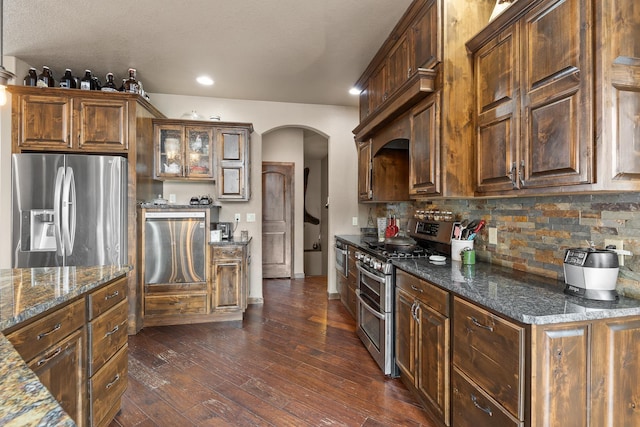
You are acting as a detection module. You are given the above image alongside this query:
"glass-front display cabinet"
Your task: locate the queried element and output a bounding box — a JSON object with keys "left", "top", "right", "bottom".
{"left": 154, "top": 122, "right": 214, "bottom": 180}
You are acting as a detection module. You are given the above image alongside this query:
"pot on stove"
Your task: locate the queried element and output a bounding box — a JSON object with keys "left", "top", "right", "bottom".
{"left": 384, "top": 234, "right": 418, "bottom": 253}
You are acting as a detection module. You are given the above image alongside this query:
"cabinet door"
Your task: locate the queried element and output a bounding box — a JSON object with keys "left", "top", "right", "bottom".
{"left": 15, "top": 94, "right": 73, "bottom": 150}
{"left": 409, "top": 92, "right": 440, "bottom": 196}
{"left": 77, "top": 97, "right": 128, "bottom": 152}
{"left": 217, "top": 128, "right": 250, "bottom": 200}
{"left": 359, "top": 82, "right": 370, "bottom": 121}
{"left": 395, "top": 287, "right": 417, "bottom": 383}
{"left": 410, "top": 0, "right": 439, "bottom": 72}
{"left": 520, "top": 0, "right": 593, "bottom": 188}
{"left": 590, "top": 317, "right": 640, "bottom": 427}
{"left": 417, "top": 301, "right": 450, "bottom": 425}
{"left": 357, "top": 141, "right": 372, "bottom": 201}
{"left": 28, "top": 329, "right": 85, "bottom": 427}
{"left": 212, "top": 259, "right": 242, "bottom": 310}
{"left": 185, "top": 127, "right": 214, "bottom": 179}
{"left": 475, "top": 25, "right": 520, "bottom": 193}
{"left": 530, "top": 322, "right": 590, "bottom": 427}
{"left": 388, "top": 33, "right": 410, "bottom": 95}
{"left": 370, "top": 62, "right": 388, "bottom": 112}
{"left": 155, "top": 124, "right": 185, "bottom": 178}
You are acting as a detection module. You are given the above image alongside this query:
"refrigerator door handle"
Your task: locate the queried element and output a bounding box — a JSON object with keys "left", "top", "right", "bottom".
{"left": 62, "top": 166, "right": 77, "bottom": 256}
{"left": 54, "top": 166, "right": 65, "bottom": 256}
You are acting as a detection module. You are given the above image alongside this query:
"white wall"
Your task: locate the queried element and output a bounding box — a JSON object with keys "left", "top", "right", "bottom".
{"left": 146, "top": 93, "right": 360, "bottom": 300}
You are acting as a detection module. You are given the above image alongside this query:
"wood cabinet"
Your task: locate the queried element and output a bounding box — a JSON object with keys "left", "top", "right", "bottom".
{"left": 211, "top": 243, "right": 249, "bottom": 317}
{"left": 354, "top": 0, "right": 494, "bottom": 199}
{"left": 449, "top": 294, "right": 640, "bottom": 426}
{"left": 86, "top": 277, "right": 129, "bottom": 427}
{"left": 337, "top": 243, "right": 357, "bottom": 319}
{"left": 217, "top": 126, "right": 251, "bottom": 201}
{"left": 4, "top": 275, "right": 130, "bottom": 427}
{"left": 8, "top": 86, "right": 166, "bottom": 335}
{"left": 7, "top": 298, "right": 86, "bottom": 425}
{"left": 452, "top": 297, "right": 524, "bottom": 424}
{"left": 357, "top": 141, "right": 372, "bottom": 201}
{"left": 153, "top": 120, "right": 214, "bottom": 180}
{"left": 395, "top": 269, "right": 450, "bottom": 426}
{"left": 10, "top": 89, "right": 129, "bottom": 153}
{"left": 472, "top": 0, "right": 593, "bottom": 194}
{"left": 409, "top": 92, "right": 440, "bottom": 196}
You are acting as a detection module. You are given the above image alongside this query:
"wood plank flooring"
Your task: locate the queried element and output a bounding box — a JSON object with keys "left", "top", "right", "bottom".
{"left": 110, "top": 276, "right": 437, "bottom": 427}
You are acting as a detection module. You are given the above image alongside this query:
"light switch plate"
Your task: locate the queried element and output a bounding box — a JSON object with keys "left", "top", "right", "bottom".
{"left": 489, "top": 227, "right": 498, "bottom": 245}
{"left": 604, "top": 239, "right": 624, "bottom": 266}
{"left": 352, "top": 216, "right": 358, "bottom": 226}
{"left": 246, "top": 213, "right": 256, "bottom": 222}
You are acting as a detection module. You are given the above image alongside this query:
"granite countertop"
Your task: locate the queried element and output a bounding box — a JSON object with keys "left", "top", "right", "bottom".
{"left": 209, "top": 237, "right": 252, "bottom": 246}
{"left": 0, "top": 265, "right": 131, "bottom": 426}
{"left": 138, "top": 202, "right": 221, "bottom": 209}
{"left": 336, "top": 235, "right": 640, "bottom": 325}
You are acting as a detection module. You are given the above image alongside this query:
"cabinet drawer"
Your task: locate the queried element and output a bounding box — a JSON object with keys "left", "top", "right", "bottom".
{"left": 7, "top": 298, "right": 85, "bottom": 362}
{"left": 396, "top": 269, "right": 448, "bottom": 316}
{"left": 452, "top": 368, "right": 522, "bottom": 427}
{"left": 212, "top": 245, "right": 242, "bottom": 259}
{"left": 144, "top": 294, "right": 208, "bottom": 316}
{"left": 87, "top": 276, "right": 127, "bottom": 320}
{"left": 88, "top": 299, "right": 128, "bottom": 376}
{"left": 90, "top": 343, "right": 128, "bottom": 427}
{"left": 453, "top": 297, "right": 523, "bottom": 418}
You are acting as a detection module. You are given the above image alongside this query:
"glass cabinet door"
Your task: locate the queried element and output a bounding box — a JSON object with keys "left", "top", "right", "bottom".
{"left": 185, "top": 127, "right": 214, "bottom": 179}
{"left": 157, "top": 126, "right": 184, "bottom": 177}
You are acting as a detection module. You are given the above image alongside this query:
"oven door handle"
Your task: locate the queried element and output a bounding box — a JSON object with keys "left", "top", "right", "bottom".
{"left": 357, "top": 290, "right": 386, "bottom": 320}
{"left": 356, "top": 262, "right": 386, "bottom": 284}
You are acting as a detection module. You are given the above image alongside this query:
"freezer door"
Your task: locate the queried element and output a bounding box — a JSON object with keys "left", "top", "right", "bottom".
{"left": 64, "top": 155, "right": 128, "bottom": 267}
{"left": 12, "top": 153, "right": 66, "bottom": 268}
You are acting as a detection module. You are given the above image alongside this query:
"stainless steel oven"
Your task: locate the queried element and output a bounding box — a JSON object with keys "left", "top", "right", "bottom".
{"left": 335, "top": 239, "right": 348, "bottom": 278}
{"left": 355, "top": 252, "right": 398, "bottom": 377}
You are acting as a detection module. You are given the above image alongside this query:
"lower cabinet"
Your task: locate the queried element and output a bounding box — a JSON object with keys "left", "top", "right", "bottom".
{"left": 211, "top": 244, "right": 248, "bottom": 314}
{"left": 338, "top": 244, "right": 357, "bottom": 319}
{"left": 395, "top": 270, "right": 450, "bottom": 426}
{"left": 5, "top": 275, "right": 129, "bottom": 427}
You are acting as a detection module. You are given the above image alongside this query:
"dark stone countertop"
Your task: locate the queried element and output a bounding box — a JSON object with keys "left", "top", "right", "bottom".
{"left": 138, "top": 203, "right": 221, "bottom": 209}
{"left": 209, "top": 237, "right": 252, "bottom": 246}
{"left": 0, "top": 265, "right": 131, "bottom": 426}
{"left": 335, "top": 235, "right": 640, "bottom": 325}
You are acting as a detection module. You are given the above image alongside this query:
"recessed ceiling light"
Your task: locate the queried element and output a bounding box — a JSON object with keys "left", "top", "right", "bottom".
{"left": 196, "top": 76, "right": 214, "bottom": 86}
{"left": 349, "top": 87, "right": 362, "bottom": 95}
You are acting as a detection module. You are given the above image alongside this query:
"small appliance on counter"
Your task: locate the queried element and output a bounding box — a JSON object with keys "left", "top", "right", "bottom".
{"left": 563, "top": 248, "right": 619, "bottom": 301}
{"left": 211, "top": 222, "right": 234, "bottom": 240}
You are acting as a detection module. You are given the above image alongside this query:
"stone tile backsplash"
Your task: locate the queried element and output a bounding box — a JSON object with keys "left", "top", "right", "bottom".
{"left": 379, "top": 193, "right": 640, "bottom": 298}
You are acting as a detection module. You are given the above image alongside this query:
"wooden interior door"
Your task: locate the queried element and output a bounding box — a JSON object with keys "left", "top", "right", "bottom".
{"left": 262, "top": 162, "right": 294, "bottom": 278}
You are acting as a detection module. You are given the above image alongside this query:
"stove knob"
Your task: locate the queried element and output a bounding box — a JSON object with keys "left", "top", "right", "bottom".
{"left": 355, "top": 252, "right": 362, "bottom": 260}
{"left": 363, "top": 255, "right": 371, "bottom": 264}
{"left": 373, "top": 260, "right": 382, "bottom": 270}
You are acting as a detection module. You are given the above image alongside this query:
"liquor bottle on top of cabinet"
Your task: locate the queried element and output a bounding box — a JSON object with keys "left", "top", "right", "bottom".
{"left": 37, "top": 66, "right": 55, "bottom": 87}
{"left": 59, "top": 69, "right": 77, "bottom": 89}
{"left": 123, "top": 68, "right": 139, "bottom": 94}
{"left": 23, "top": 68, "right": 37, "bottom": 86}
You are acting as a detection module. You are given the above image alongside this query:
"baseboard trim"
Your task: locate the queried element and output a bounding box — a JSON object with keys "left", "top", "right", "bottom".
{"left": 327, "top": 292, "right": 340, "bottom": 300}
{"left": 248, "top": 297, "right": 264, "bottom": 305}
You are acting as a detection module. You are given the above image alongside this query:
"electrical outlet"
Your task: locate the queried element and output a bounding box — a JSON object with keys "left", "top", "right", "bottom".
{"left": 352, "top": 216, "right": 358, "bottom": 226}
{"left": 168, "top": 194, "right": 176, "bottom": 203}
{"left": 488, "top": 227, "right": 498, "bottom": 245}
{"left": 234, "top": 213, "right": 241, "bottom": 222}
{"left": 246, "top": 213, "right": 256, "bottom": 222}
{"left": 604, "top": 239, "right": 624, "bottom": 266}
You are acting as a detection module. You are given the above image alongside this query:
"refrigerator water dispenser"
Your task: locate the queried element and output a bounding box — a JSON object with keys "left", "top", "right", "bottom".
{"left": 29, "top": 209, "right": 57, "bottom": 252}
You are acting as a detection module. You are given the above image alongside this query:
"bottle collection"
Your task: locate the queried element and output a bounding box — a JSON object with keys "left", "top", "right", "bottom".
{"left": 23, "top": 66, "right": 147, "bottom": 98}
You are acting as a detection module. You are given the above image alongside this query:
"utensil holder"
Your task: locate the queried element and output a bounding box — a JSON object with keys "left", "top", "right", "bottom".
{"left": 451, "top": 239, "right": 474, "bottom": 261}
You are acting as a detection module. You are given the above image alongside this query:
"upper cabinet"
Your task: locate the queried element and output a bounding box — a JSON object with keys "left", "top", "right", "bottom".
{"left": 152, "top": 119, "right": 253, "bottom": 200}
{"left": 355, "top": 0, "right": 495, "bottom": 199}
{"left": 468, "top": 0, "right": 640, "bottom": 195}
{"left": 9, "top": 87, "right": 131, "bottom": 153}
{"left": 154, "top": 121, "right": 214, "bottom": 180}
{"left": 217, "top": 127, "right": 251, "bottom": 201}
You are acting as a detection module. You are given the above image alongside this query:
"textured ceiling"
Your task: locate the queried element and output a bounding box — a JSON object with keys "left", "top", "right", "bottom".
{"left": 4, "top": 0, "right": 413, "bottom": 107}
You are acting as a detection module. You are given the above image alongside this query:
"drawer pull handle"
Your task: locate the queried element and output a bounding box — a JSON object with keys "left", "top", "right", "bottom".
{"left": 470, "top": 316, "right": 494, "bottom": 332}
{"left": 410, "top": 285, "right": 424, "bottom": 293}
{"left": 105, "top": 325, "right": 119, "bottom": 337}
{"left": 37, "top": 347, "right": 62, "bottom": 367}
{"left": 105, "top": 290, "right": 120, "bottom": 300}
{"left": 37, "top": 323, "right": 62, "bottom": 340}
{"left": 105, "top": 374, "right": 120, "bottom": 390}
{"left": 471, "top": 394, "right": 493, "bottom": 416}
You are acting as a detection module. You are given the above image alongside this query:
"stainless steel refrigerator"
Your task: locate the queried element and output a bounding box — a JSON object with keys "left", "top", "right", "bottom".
{"left": 12, "top": 153, "right": 128, "bottom": 268}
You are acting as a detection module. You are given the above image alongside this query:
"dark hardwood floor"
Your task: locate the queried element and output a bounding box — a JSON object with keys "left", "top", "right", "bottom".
{"left": 110, "top": 276, "right": 437, "bottom": 426}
